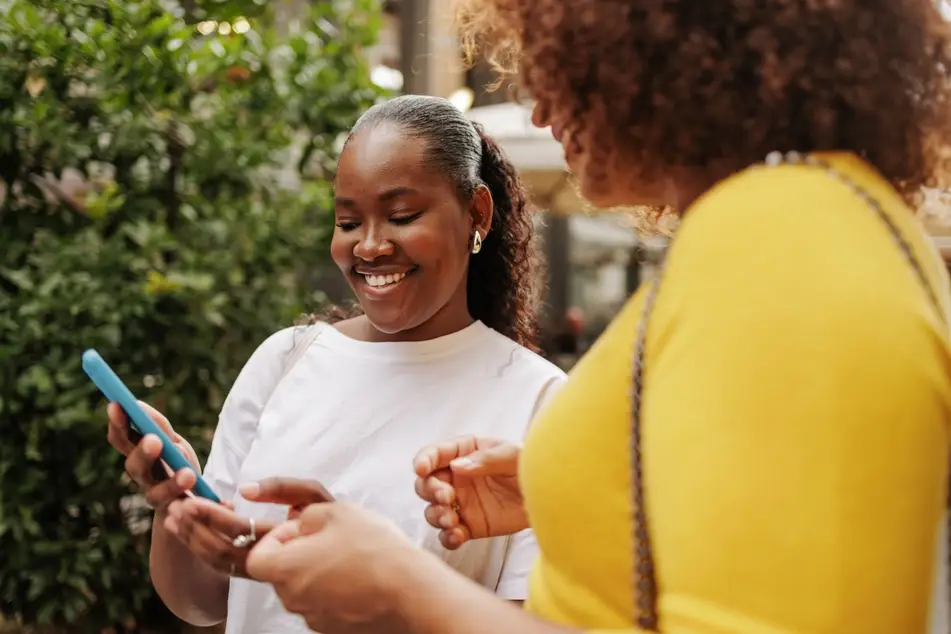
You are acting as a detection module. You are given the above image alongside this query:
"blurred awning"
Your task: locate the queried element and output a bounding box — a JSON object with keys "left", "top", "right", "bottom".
{"left": 466, "top": 103, "right": 566, "bottom": 171}
{"left": 933, "top": 237, "right": 951, "bottom": 261}
{"left": 921, "top": 189, "right": 951, "bottom": 262}
{"left": 570, "top": 215, "right": 638, "bottom": 250}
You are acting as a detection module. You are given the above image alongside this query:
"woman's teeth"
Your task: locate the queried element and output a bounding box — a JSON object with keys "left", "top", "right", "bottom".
{"left": 365, "top": 271, "right": 408, "bottom": 287}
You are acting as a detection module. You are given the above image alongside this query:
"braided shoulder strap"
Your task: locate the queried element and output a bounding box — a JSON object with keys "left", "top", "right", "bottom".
{"left": 628, "top": 152, "right": 949, "bottom": 630}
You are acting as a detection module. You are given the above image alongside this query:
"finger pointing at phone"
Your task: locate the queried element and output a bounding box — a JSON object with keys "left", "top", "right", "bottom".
{"left": 240, "top": 477, "right": 335, "bottom": 519}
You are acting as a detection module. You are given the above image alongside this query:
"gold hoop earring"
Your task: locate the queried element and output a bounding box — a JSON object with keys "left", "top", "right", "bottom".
{"left": 471, "top": 231, "right": 483, "bottom": 254}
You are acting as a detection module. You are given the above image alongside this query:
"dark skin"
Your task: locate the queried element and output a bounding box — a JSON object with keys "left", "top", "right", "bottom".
{"left": 106, "top": 401, "right": 333, "bottom": 621}
{"left": 331, "top": 122, "right": 493, "bottom": 343}
{"left": 413, "top": 436, "right": 527, "bottom": 550}
{"left": 245, "top": 499, "right": 561, "bottom": 634}
{"left": 105, "top": 123, "right": 496, "bottom": 625}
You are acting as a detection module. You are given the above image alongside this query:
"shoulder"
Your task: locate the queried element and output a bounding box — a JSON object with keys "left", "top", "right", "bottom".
{"left": 680, "top": 161, "right": 875, "bottom": 251}
{"left": 236, "top": 324, "right": 325, "bottom": 384}
{"left": 465, "top": 327, "right": 567, "bottom": 435}
{"left": 476, "top": 325, "right": 567, "bottom": 384}
{"left": 665, "top": 161, "right": 945, "bottom": 316}
{"left": 650, "top": 163, "right": 951, "bottom": 397}
{"left": 248, "top": 325, "right": 299, "bottom": 365}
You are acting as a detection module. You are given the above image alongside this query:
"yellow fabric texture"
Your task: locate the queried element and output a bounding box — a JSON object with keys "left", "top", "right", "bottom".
{"left": 521, "top": 154, "right": 951, "bottom": 634}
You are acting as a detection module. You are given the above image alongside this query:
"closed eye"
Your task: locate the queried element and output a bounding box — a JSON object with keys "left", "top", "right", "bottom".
{"left": 335, "top": 221, "right": 359, "bottom": 231}
{"left": 390, "top": 211, "right": 423, "bottom": 225}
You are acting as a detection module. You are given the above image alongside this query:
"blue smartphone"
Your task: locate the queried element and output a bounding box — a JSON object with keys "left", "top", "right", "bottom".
{"left": 82, "top": 349, "right": 221, "bottom": 503}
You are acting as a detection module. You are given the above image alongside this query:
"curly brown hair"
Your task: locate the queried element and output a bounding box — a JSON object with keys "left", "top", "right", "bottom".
{"left": 303, "top": 96, "right": 541, "bottom": 349}
{"left": 455, "top": 0, "right": 951, "bottom": 205}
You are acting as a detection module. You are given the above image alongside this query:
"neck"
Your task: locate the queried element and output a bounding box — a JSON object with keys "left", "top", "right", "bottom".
{"left": 362, "top": 299, "right": 474, "bottom": 344}
{"left": 664, "top": 161, "right": 739, "bottom": 213}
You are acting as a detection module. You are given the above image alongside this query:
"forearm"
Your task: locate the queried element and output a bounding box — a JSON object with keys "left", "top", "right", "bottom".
{"left": 149, "top": 512, "right": 230, "bottom": 626}
{"left": 394, "top": 551, "right": 575, "bottom": 634}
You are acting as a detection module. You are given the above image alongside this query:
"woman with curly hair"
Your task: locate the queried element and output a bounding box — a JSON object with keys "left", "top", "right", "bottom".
{"left": 238, "top": 3, "right": 951, "bottom": 634}
{"left": 103, "top": 94, "right": 565, "bottom": 634}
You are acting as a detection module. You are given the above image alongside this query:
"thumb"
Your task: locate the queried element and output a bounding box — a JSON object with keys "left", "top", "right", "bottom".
{"left": 240, "top": 477, "right": 335, "bottom": 507}
{"left": 449, "top": 443, "right": 519, "bottom": 477}
{"left": 245, "top": 519, "right": 301, "bottom": 581}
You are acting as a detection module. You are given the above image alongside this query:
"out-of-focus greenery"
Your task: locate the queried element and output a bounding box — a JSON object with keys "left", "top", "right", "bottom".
{"left": 0, "top": 0, "right": 383, "bottom": 629}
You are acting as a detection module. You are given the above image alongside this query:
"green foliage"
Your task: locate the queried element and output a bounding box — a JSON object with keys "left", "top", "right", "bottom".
{"left": 0, "top": 0, "right": 383, "bottom": 629}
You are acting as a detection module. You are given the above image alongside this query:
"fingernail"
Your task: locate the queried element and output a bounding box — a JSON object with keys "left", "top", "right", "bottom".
{"left": 436, "top": 490, "right": 452, "bottom": 505}
{"left": 450, "top": 457, "right": 474, "bottom": 469}
{"left": 239, "top": 483, "right": 260, "bottom": 498}
{"left": 440, "top": 514, "right": 454, "bottom": 529}
{"left": 176, "top": 471, "right": 190, "bottom": 487}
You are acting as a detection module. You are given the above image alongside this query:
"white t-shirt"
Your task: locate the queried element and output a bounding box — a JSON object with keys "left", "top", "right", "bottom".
{"left": 202, "top": 320, "right": 566, "bottom": 634}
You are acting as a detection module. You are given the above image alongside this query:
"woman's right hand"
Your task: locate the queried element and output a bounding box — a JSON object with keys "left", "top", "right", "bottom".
{"left": 106, "top": 401, "right": 201, "bottom": 514}
{"left": 413, "top": 436, "right": 526, "bottom": 550}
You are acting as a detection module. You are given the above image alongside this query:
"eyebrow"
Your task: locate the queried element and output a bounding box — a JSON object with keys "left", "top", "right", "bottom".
{"left": 334, "top": 186, "right": 419, "bottom": 208}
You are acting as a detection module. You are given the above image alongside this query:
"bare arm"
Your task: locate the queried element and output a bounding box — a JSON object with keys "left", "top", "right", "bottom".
{"left": 394, "top": 550, "right": 575, "bottom": 634}
{"left": 149, "top": 510, "right": 230, "bottom": 626}
{"left": 107, "top": 403, "right": 231, "bottom": 626}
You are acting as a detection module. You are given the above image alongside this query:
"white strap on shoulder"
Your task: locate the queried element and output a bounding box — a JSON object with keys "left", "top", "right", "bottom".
{"left": 255, "top": 322, "right": 326, "bottom": 436}
{"left": 278, "top": 322, "right": 325, "bottom": 383}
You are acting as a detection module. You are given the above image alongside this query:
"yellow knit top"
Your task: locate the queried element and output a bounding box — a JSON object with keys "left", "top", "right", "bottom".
{"left": 521, "top": 154, "right": 951, "bottom": 633}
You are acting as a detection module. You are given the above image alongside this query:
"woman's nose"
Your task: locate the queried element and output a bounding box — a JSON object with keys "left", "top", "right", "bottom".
{"left": 531, "top": 101, "right": 550, "bottom": 129}
{"left": 353, "top": 226, "right": 395, "bottom": 261}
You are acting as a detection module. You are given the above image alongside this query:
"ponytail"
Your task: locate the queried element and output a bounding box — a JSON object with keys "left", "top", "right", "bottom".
{"left": 467, "top": 123, "right": 541, "bottom": 349}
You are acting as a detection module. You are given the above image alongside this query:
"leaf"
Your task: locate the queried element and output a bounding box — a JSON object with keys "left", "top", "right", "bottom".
{"left": 0, "top": 268, "right": 33, "bottom": 291}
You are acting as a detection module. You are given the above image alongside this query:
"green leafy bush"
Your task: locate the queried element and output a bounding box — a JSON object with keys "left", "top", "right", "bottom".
{"left": 0, "top": 0, "right": 382, "bottom": 629}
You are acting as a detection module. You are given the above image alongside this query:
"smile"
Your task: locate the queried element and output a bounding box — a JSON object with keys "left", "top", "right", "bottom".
{"left": 365, "top": 271, "right": 408, "bottom": 288}
{"left": 356, "top": 267, "right": 418, "bottom": 295}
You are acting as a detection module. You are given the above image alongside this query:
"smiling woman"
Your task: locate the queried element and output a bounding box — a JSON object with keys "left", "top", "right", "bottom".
{"left": 104, "top": 94, "right": 567, "bottom": 634}
{"left": 326, "top": 95, "right": 540, "bottom": 346}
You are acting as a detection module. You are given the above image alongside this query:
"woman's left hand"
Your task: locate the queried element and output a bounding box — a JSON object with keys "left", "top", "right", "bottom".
{"left": 165, "top": 477, "right": 336, "bottom": 578}
{"left": 164, "top": 498, "right": 277, "bottom": 579}
{"left": 246, "top": 502, "right": 422, "bottom": 634}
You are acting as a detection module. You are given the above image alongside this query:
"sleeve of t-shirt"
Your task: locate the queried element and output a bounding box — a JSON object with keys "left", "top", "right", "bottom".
{"left": 495, "top": 372, "right": 567, "bottom": 600}
{"left": 494, "top": 529, "right": 539, "bottom": 600}
{"left": 529, "top": 373, "right": 568, "bottom": 422}
{"left": 202, "top": 327, "right": 297, "bottom": 503}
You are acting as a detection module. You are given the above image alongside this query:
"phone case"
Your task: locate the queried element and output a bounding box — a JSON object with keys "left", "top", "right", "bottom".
{"left": 82, "top": 349, "right": 221, "bottom": 503}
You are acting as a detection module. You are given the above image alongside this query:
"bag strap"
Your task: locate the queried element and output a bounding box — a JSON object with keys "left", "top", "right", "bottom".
{"left": 261, "top": 323, "right": 325, "bottom": 411}
{"left": 279, "top": 323, "right": 325, "bottom": 383}
{"left": 628, "top": 152, "right": 949, "bottom": 631}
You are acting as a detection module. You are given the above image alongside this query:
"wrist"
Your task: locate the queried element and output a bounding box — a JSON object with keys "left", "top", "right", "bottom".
{"left": 388, "top": 549, "right": 557, "bottom": 634}
{"left": 386, "top": 546, "right": 448, "bottom": 632}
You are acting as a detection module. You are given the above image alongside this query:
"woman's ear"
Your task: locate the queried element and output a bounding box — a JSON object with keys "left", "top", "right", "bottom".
{"left": 470, "top": 184, "right": 494, "bottom": 239}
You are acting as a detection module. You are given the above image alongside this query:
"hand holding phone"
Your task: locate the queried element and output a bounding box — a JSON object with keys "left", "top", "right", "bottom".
{"left": 85, "top": 349, "right": 221, "bottom": 503}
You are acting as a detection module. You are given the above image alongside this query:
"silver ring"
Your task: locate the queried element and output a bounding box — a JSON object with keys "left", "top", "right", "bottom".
{"left": 232, "top": 517, "right": 257, "bottom": 548}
